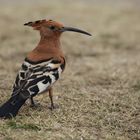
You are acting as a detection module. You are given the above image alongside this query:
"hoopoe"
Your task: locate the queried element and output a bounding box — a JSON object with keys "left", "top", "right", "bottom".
{"left": 0, "top": 19, "right": 91, "bottom": 119}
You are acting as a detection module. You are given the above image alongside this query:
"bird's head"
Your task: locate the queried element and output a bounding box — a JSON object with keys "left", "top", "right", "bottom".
{"left": 24, "top": 19, "right": 91, "bottom": 38}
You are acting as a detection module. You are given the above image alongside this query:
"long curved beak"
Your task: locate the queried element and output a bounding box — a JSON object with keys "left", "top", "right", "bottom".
{"left": 61, "top": 27, "right": 92, "bottom": 36}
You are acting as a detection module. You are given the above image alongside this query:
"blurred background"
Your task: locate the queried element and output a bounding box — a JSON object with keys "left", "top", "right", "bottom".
{"left": 0, "top": 0, "right": 140, "bottom": 140}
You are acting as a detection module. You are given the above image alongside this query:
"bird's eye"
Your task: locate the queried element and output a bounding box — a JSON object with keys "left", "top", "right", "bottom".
{"left": 49, "top": 26, "right": 55, "bottom": 30}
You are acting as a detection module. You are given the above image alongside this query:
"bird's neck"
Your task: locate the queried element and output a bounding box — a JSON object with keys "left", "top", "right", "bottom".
{"left": 27, "top": 35, "right": 64, "bottom": 62}
{"left": 38, "top": 35, "right": 61, "bottom": 49}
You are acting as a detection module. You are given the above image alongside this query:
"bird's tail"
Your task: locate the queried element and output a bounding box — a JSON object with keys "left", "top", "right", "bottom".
{"left": 0, "top": 92, "right": 29, "bottom": 119}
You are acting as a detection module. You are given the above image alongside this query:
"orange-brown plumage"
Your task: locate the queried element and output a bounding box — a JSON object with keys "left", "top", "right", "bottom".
{"left": 0, "top": 19, "right": 91, "bottom": 118}
{"left": 26, "top": 19, "right": 64, "bottom": 64}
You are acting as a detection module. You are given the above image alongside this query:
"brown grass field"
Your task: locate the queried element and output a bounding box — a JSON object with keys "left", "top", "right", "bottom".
{"left": 0, "top": 0, "right": 140, "bottom": 140}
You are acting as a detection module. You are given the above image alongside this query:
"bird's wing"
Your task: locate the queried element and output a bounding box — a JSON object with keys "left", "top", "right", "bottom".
{"left": 12, "top": 58, "right": 65, "bottom": 97}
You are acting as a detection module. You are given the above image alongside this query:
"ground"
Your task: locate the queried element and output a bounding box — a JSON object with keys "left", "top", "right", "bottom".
{"left": 0, "top": 0, "right": 140, "bottom": 140}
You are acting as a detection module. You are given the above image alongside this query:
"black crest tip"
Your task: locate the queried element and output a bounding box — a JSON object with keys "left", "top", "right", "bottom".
{"left": 24, "top": 21, "right": 33, "bottom": 26}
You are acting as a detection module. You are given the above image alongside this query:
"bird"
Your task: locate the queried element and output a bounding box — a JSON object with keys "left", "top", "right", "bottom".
{"left": 0, "top": 19, "right": 91, "bottom": 119}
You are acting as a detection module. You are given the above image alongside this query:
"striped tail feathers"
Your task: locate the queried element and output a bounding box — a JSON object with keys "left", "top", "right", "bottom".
{"left": 0, "top": 91, "right": 29, "bottom": 119}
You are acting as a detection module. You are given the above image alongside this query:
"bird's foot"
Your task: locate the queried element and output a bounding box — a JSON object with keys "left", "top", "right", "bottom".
{"left": 48, "top": 104, "right": 59, "bottom": 110}
{"left": 30, "top": 102, "right": 41, "bottom": 108}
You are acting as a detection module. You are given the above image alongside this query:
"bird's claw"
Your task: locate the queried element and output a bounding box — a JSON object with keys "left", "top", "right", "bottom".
{"left": 48, "top": 104, "right": 59, "bottom": 110}
{"left": 30, "top": 102, "right": 41, "bottom": 108}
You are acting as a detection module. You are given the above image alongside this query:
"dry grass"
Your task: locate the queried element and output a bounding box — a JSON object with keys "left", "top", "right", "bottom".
{"left": 0, "top": 1, "right": 140, "bottom": 140}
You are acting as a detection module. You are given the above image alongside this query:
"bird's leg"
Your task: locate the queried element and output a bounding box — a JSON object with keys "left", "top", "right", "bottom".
{"left": 48, "top": 88, "right": 59, "bottom": 110}
{"left": 30, "top": 96, "right": 35, "bottom": 106}
{"left": 48, "top": 88, "right": 55, "bottom": 110}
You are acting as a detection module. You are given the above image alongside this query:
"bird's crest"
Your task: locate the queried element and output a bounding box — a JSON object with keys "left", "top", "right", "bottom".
{"left": 24, "top": 19, "right": 46, "bottom": 26}
{"left": 24, "top": 19, "right": 63, "bottom": 30}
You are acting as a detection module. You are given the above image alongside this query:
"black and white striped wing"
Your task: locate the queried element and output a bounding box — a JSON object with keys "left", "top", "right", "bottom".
{"left": 12, "top": 58, "right": 65, "bottom": 97}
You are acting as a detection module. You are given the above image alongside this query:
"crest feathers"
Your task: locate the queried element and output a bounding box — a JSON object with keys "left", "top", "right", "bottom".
{"left": 24, "top": 19, "right": 46, "bottom": 26}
